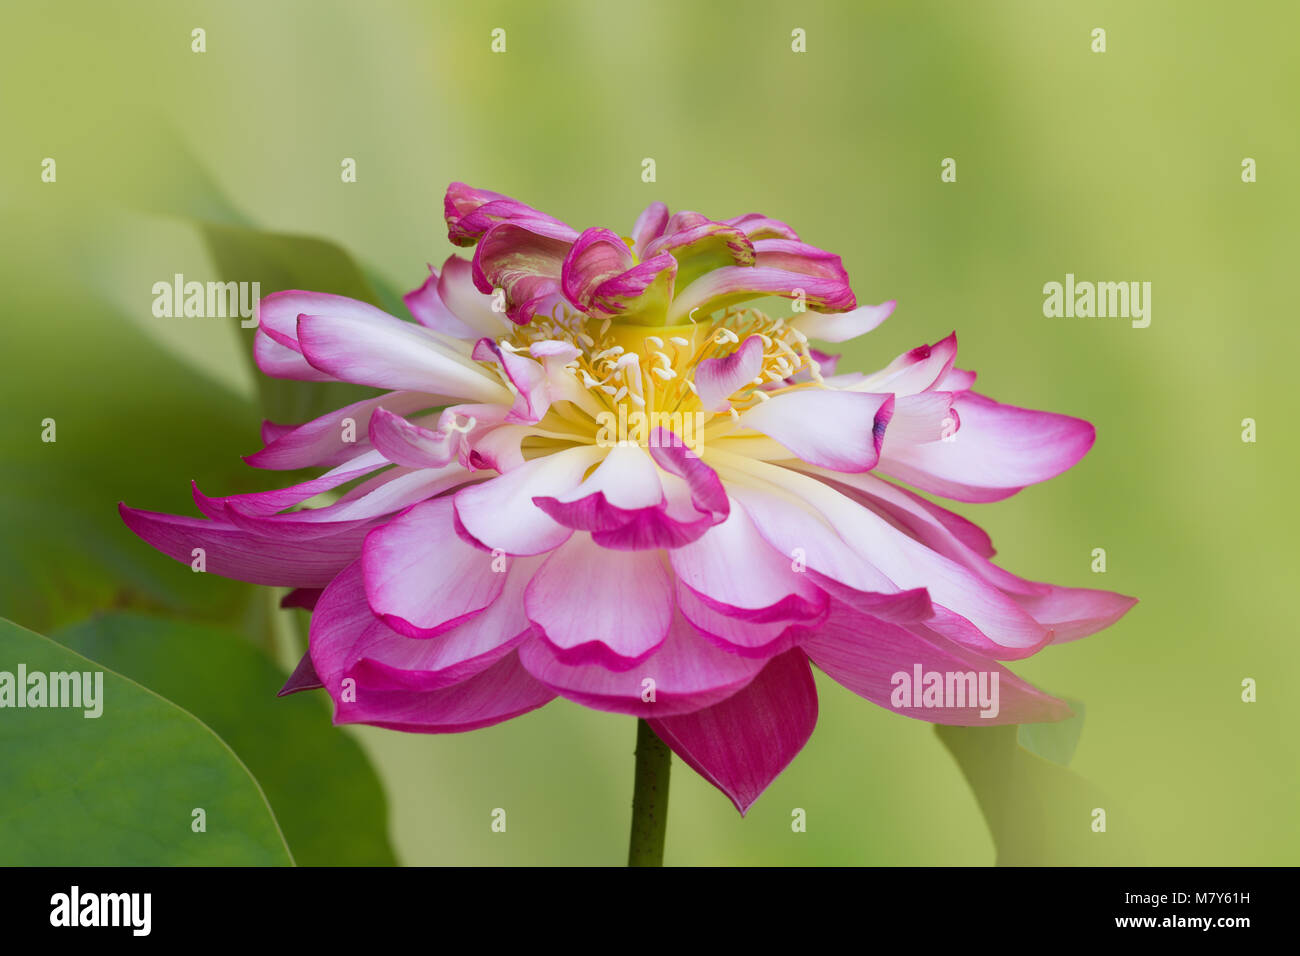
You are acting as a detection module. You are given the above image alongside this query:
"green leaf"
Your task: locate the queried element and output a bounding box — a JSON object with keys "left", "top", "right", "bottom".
{"left": 936, "top": 722, "right": 1142, "bottom": 865}
{"left": 198, "top": 222, "right": 385, "bottom": 424}
{"left": 1017, "top": 697, "right": 1086, "bottom": 766}
{"left": 55, "top": 613, "right": 398, "bottom": 866}
{"left": 0, "top": 617, "right": 293, "bottom": 865}
{"left": 0, "top": 207, "right": 260, "bottom": 633}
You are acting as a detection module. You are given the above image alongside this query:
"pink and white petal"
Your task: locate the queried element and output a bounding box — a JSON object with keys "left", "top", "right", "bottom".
{"left": 471, "top": 219, "right": 577, "bottom": 325}
{"left": 670, "top": 502, "right": 824, "bottom": 619}
{"left": 310, "top": 558, "right": 552, "bottom": 730}
{"left": 368, "top": 407, "right": 460, "bottom": 468}
{"left": 119, "top": 503, "right": 371, "bottom": 587}
{"left": 195, "top": 448, "right": 389, "bottom": 519}
{"left": 667, "top": 264, "right": 856, "bottom": 322}
{"left": 444, "top": 182, "right": 574, "bottom": 246}
{"left": 224, "top": 464, "right": 473, "bottom": 535}
{"left": 630, "top": 201, "right": 669, "bottom": 257}
{"left": 254, "top": 291, "right": 405, "bottom": 381}
{"left": 648, "top": 649, "right": 817, "bottom": 815}
{"left": 465, "top": 423, "right": 530, "bottom": 473}
{"left": 1011, "top": 585, "right": 1138, "bottom": 644}
{"left": 525, "top": 535, "right": 673, "bottom": 669}
{"left": 246, "top": 391, "right": 438, "bottom": 471}
{"left": 404, "top": 265, "right": 480, "bottom": 338}
{"left": 644, "top": 220, "right": 756, "bottom": 288}
{"left": 936, "top": 366, "right": 977, "bottom": 392}
{"left": 345, "top": 556, "right": 541, "bottom": 691}
{"left": 719, "top": 459, "right": 1049, "bottom": 656}
{"left": 879, "top": 391, "right": 959, "bottom": 449}
{"left": 877, "top": 391, "right": 1096, "bottom": 502}
{"left": 853, "top": 333, "right": 958, "bottom": 397}
{"left": 674, "top": 582, "right": 809, "bottom": 659}
{"left": 471, "top": 338, "right": 550, "bottom": 423}
{"left": 336, "top": 651, "right": 554, "bottom": 733}
{"left": 737, "top": 390, "right": 894, "bottom": 473}
{"left": 437, "top": 255, "right": 511, "bottom": 338}
{"left": 517, "top": 612, "right": 765, "bottom": 717}
{"left": 695, "top": 334, "right": 764, "bottom": 412}
{"left": 799, "top": 604, "right": 1071, "bottom": 725}
{"left": 454, "top": 445, "right": 603, "bottom": 555}
{"left": 536, "top": 443, "right": 664, "bottom": 520}
{"left": 560, "top": 228, "right": 635, "bottom": 306}
{"left": 362, "top": 497, "right": 506, "bottom": 638}
{"left": 586, "top": 254, "right": 677, "bottom": 320}
{"left": 722, "top": 213, "right": 800, "bottom": 240}
{"left": 297, "top": 312, "right": 510, "bottom": 403}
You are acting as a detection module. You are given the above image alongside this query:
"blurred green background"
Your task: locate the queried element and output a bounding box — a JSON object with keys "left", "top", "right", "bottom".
{"left": 1, "top": 0, "right": 1295, "bottom": 865}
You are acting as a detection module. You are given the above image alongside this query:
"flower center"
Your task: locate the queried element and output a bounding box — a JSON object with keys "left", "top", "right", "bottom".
{"left": 501, "top": 307, "right": 822, "bottom": 427}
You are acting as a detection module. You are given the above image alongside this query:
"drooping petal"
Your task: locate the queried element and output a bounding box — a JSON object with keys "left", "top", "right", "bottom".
{"left": 278, "top": 651, "right": 324, "bottom": 696}
{"left": 799, "top": 603, "right": 1070, "bottom": 726}
{"left": 118, "top": 503, "right": 372, "bottom": 587}
{"left": 648, "top": 649, "right": 817, "bottom": 815}
{"left": 718, "top": 458, "right": 1050, "bottom": 657}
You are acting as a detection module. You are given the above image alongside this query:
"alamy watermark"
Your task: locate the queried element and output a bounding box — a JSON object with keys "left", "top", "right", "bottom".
{"left": 50, "top": 886, "right": 150, "bottom": 936}
{"left": 890, "top": 664, "right": 1000, "bottom": 719}
{"left": 595, "top": 406, "right": 706, "bottom": 454}
{"left": 152, "top": 273, "right": 260, "bottom": 328}
{"left": 1043, "top": 273, "right": 1151, "bottom": 328}
{"left": 0, "top": 664, "right": 103, "bottom": 718}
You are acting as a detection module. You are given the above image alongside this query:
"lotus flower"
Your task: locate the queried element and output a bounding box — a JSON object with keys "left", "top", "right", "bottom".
{"left": 122, "top": 182, "right": 1135, "bottom": 822}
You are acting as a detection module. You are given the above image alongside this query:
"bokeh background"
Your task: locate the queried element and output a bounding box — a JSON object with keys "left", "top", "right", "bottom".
{"left": 1, "top": 0, "right": 1295, "bottom": 865}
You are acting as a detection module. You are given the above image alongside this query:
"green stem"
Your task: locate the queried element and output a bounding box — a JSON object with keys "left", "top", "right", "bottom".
{"left": 627, "top": 719, "right": 672, "bottom": 866}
